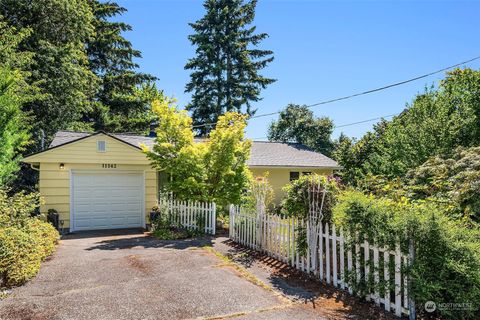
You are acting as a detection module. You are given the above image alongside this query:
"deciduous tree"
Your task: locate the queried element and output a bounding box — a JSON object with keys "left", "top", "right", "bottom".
{"left": 144, "top": 97, "right": 251, "bottom": 206}
{"left": 268, "top": 104, "right": 334, "bottom": 156}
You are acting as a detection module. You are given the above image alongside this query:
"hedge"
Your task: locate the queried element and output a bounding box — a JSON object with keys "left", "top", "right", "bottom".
{"left": 333, "top": 190, "right": 480, "bottom": 319}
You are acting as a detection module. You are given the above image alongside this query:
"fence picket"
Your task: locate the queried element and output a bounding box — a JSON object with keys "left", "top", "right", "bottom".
{"left": 340, "top": 228, "right": 345, "bottom": 290}
{"left": 332, "top": 224, "right": 338, "bottom": 287}
{"left": 364, "top": 240, "right": 370, "bottom": 301}
{"left": 384, "top": 250, "right": 391, "bottom": 312}
{"left": 373, "top": 244, "right": 380, "bottom": 306}
{"left": 325, "top": 223, "right": 330, "bottom": 284}
{"left": 347, "top": 235, "right": 353, "bottom": 294}
{"left": 394, "top": 242, "right": 402, "bottom": 317}
{"left": 319, "top": 223, "right": 324, "bottom": 280}
{"left": 228, "top": 207, "right": 410, "bottom": 317}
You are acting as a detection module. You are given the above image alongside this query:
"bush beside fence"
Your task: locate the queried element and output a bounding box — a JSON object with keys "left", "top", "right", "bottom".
{"left": 229, "top": 205, "right": 411, "bottom": 317}
{"left": 159, "top": 198, "right": 216, "bottom": 235}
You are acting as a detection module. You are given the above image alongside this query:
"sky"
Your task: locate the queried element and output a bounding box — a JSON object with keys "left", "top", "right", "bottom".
{"left": 115, "top": 0, "right": 480, "bottom": 140}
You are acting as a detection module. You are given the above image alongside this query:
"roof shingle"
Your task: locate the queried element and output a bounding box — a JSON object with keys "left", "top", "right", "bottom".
{"left": 49, "top": 131, "right": 339, "bottom": 169}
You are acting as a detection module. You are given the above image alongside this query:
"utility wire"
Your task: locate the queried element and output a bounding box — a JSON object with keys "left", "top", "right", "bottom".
{"left": 191, "top": 55, "right": 480, "bottom": 129}
{"left": 251, "top": 113, "right": 399, "bottom": 140}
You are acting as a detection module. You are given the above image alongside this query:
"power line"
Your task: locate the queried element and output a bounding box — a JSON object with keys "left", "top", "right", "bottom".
{"left": 335, "top": 113, "right": 397, "bottom": 128}
{"left": 251, "top": 112, "right": 399, "bottom": 140}
{"left": 191, "top": 54, "right": 480, "bottom": 129}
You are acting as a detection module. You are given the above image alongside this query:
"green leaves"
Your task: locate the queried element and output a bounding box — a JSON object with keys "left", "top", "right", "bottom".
{"left": 0, "top": 69, "right": 30, "bottom": 186}
{"left": 185, "top": 0, "right": 275, "bottom": 135}
{"left": 145, "top": 98, "right": 251, "bottom": 206}
{"left": 268, "top": 104, "right": 334, "bottom": 156}
{"left": 334, "top": 68, "right": 480, "bottom": 186}
{"left": 85, "top": 0, "right": 157, "bottom": 134}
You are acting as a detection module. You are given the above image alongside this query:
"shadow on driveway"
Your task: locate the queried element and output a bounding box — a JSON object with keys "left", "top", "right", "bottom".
{"left": 84, "top": 235, "right": 214, "bottom": 251}
{"left": 61, "top": 228, "right": 214, "bottom": 251}
{"left": 217, "top": 238, "right": 397, "bottom": 320}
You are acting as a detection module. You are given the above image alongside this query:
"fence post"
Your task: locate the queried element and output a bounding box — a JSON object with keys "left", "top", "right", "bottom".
{"left": 211, "top": 202, "right": 216, "bottom": 235}
{"left": 394, "top": 241, "right": 402, "bottom": 317}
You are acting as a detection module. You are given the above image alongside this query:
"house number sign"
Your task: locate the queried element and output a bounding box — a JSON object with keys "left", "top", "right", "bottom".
{"left": 102, "top": 164, "right": 117, "bottom": 168}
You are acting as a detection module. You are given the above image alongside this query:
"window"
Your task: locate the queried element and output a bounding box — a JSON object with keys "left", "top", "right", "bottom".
{"left": 302, "top": 172, "right": 312, "bottom": 176}
{"left": 289, "top": 171, "right": 299, "bottom": 182}
{"left": 97, "top": 140, "right": 106, "bottom": 152}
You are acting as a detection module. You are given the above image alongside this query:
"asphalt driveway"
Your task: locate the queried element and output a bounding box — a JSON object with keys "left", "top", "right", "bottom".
{"left": 0, "top": 230, "right": 288, "bottom": 320}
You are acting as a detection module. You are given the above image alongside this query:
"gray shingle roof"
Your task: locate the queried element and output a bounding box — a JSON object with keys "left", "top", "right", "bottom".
{"left": 49, "top": 131, "right": 339, "bottom": 169}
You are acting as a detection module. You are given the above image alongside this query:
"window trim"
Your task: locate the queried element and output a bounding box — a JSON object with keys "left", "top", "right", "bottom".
{"left": 97, "top": 140, "right": 106, "bottom": 153}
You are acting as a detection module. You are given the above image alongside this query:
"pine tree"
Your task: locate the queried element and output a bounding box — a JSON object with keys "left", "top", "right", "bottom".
{"left": 185, "top": 0, "right": 275, "bottom": 135}
{"left": 86, "top": 0, "right": 158, "bottom": 133}
{"left": 0, "top": 0, "right": 97, "bottom": 143}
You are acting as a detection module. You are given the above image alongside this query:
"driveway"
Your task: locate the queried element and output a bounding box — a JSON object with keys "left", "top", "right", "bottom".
{"left": 0, "top": 230, "right": 288, "bottom": 320}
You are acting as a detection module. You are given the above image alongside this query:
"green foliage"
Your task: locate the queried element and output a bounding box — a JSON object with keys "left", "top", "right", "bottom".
{"left": 0, "top": 0, "right": 98, "bottom": 142}
{"left": 145, "top": 97, "right": 252, "bottom": 206}
{"left": 360, "top": 147, "right": 480, "bottom": 224}
{"left": 281, "top": 174, "right": 339, "bottom": 222}
{"left": 185, "top": 0, "right": 275, "bottom": 135}
{"left": 0, "top": 17, "right": 38, "bottom": 101}
{"left": 0, "top": 69, "right": 31, "bottom": 186}
{"left": 0, "top": 187, "right": 58, "bottom": 288}
{"left": 405, "top": 146, "right": 480, "bottom": 223}
{"left": 334, "top": 68, "right": 480, "bottom": 185}
{"left": 268, "top": 104, "right": 334, "bottom": 156}
{"left": 85, "top": 0, "right": 157, "bottom": 133}
{"left": 333, "top": 190, "right": 480, "bottom": 319}
{"left": 150, "top": 208, "right": 203, "bottom": 240}
{"left": 0, "top": 189, "right": 40, "bottom": 228}
{"left": 242, "top": 175, "right": 275, "bottom": 212}
{"left": 0, "top": 227, "right": 40, "bottom": 287}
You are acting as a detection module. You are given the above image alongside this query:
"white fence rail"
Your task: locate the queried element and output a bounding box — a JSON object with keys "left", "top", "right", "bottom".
{"left": 229, "top": 205, "right": 410, "bottom": 317}
{"left": 160, "top": 198, "right": 216, "bottom": 235}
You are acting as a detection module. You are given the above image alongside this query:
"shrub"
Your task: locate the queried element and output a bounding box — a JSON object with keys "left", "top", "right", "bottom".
{"left": 0, "top": 188, "right": 59, "bottom": 288}
{"left": 0, "top": 188, "right": 41, "bottom": 228}
{"left": 333, "top": 190, "right": 480, "bottom": 319}
{"left": 151, "top": 208, "right": 202, "bottom": 240}
{"left": 0, "top": 227, "right": 40, "bottom": 287}
{"left": 0, "top": 220, "right": 59, "bottom": 287}
{"left": 25, "top": 219, "right": 59, "bottom": 260}
{"left": 242, "top": 175, "right": 275, "bottom": 212}
{"left": 282, "top": 174, "right": 339, "bottom": 221}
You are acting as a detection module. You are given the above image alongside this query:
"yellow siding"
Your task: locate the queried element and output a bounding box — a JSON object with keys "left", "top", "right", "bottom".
{"left": 24, "top": 134, "right": 150, "bottom": 164}
{"left": 34, "top": 134, "right": 157, "bottom": 229}
{"left": 249, "top": 167, "right": 333, "bottom": 204}
{"left": 26, "top": 133, "right": 336, "bottom": 229}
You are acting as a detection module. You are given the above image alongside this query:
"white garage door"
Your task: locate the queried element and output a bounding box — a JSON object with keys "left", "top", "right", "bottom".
{"left": 72, "top": 171, "right": 144, "bottom": 231}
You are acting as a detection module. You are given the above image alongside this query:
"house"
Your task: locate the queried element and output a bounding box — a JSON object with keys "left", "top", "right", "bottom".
{"left": 22, "top": 131, "right": 339, "bottom": 232}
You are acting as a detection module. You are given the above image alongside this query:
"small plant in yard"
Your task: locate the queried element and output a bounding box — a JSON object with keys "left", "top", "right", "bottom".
{"left": 150, "top": 207, "right": 202, "bottom": 240}
{"left": 0, "top": 188, "right": 59, "bottom": 288}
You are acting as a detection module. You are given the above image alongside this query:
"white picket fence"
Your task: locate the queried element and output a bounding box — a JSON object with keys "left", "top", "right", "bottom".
{"left": 160, "top": 198, "right": 216, "bottom": 235}
{"left": 229, "top": 206, "right": 411, "bottom": 317}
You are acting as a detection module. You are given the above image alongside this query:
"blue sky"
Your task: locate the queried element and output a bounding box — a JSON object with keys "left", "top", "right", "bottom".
{"left": 115, "top": 0, "right": 480, "bottom": 140}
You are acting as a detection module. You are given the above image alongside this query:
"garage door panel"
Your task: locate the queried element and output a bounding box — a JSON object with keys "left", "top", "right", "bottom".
{"left": 72, "top": 172, "right": 144, "bottom": 231}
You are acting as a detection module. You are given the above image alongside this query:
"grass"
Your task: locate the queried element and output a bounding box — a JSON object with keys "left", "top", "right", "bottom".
{"left": 202, "top": 246, "right": 273, "bottom": 292}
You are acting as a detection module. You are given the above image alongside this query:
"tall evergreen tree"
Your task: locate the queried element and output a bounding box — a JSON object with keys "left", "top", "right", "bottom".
{"left": 0, "top": 0, "right": 97, "bottom": 145}
{"left": 85, "top": 0, "right": 158, "bottom": 133}
{"left": 185, "top": 0, "right": 275, "bottom": 135}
